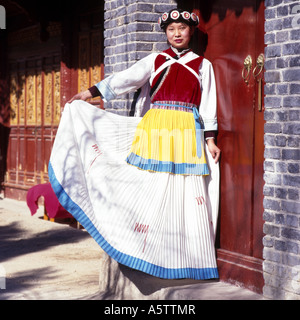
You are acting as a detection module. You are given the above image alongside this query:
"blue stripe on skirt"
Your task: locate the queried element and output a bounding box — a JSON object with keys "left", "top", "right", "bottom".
{"left": 126, "top": 152, "right": 209, "bottom": 175}
{"left": 48, "top": 161, "right": 218, "bottom": 280}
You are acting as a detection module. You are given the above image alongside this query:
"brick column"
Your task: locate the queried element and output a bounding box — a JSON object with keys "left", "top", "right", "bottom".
{"left": 263, "top": 0, "right": 300, "bottom": 299}
{"left": 103, "top": 0, "right": 176, "bottom": 114}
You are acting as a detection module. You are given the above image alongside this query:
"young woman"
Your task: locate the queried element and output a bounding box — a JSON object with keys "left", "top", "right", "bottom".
{"left": 49, "top": 9, "right": 221, "bottom": 280}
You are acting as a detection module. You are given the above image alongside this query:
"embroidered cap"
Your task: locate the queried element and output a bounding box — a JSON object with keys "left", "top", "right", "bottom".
{"left": 159, "top": 8, "right": 199, "bottom": 30}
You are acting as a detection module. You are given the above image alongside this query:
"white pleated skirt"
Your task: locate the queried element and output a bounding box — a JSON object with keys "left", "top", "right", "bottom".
{"left": 49, "top": 101, "right": 220, "bottom": 280}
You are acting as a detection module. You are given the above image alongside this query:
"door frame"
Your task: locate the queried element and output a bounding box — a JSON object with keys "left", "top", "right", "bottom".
{"left": 189, "top": 0, "right": 266, "bottom": 293}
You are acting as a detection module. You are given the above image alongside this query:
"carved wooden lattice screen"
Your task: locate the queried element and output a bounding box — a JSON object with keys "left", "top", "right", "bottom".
{"left": 5, "top": 22, "right": 103, "bottom": 199}
{"left": 5, "top": 20, "right": 62, "bottom": 199}
{"left": 10, "top": 60, "right": 61, "bottom": 127}
{"left": 78, "top": 30, "right": 104, "bottom": 106}
{"left": 6, "top": 54, "right": 61, "bottom": 197}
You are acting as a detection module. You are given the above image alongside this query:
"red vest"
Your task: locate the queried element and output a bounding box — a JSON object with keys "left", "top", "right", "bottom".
{"left": 151, "top": 48, "right": 204, "bottom": 106}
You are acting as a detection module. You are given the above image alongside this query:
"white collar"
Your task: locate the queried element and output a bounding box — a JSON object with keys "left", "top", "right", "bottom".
{"left": 170, "top": 46, "right": 191, "bottom": 57}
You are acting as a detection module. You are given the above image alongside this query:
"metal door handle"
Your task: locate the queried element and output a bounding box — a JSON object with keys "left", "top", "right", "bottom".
{"left": 242, "top": 55, "right": 252, "bottom": 84}
{"left": 253, "top": 53, "right": 264, "bottom": 112}
{"left": 253, "top": 53, "right": 264, "bottom": 78}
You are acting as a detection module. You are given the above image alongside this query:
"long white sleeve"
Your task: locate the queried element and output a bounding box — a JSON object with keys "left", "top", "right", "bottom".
{"left": 95, "top": 53, "right": 157, "bottom": 102}
{"left": 199, "top": 59, "right": 218, "bottom": 132}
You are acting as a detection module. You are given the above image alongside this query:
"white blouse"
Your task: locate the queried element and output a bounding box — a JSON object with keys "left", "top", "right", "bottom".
{"left": 94, "top": 48, "right": 218, "bottom": 133}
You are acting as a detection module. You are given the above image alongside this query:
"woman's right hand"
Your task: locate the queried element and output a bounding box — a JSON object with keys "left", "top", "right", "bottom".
{"left": 206, "top": 138, "right": 221, "bottom": 164}
{"left": 67, "top": 90, "right": 92, "bottom": 103}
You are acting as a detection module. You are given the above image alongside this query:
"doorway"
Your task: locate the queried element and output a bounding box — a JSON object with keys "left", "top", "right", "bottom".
{"left": 3, "top": 1, "right": 104, "bottom": 200}
{"left": 178, "top": 0, "right": 265, "bottom": 292}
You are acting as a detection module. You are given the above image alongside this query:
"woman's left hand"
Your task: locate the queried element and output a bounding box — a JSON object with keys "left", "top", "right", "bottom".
{"left": 206, "top": 138, "right": 221, "bottom": 163}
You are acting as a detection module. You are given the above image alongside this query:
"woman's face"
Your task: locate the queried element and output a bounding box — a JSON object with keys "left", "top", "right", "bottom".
{"left": 166, "top": 22, "right": 194, "bottom": 50}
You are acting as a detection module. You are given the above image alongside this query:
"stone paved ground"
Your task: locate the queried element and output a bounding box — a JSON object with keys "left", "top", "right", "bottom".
{"left": 0, "top": 197, "right": 263, "bottom": 300}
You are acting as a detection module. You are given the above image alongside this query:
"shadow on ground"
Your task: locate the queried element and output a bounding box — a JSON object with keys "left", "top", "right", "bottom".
{"left": 0, "top": 221, "right": 90, "bottom": 263}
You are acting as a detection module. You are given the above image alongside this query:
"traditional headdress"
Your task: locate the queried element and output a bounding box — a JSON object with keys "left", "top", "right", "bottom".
{"left": 158, "top": 8, "right": 199, "bottom": 30}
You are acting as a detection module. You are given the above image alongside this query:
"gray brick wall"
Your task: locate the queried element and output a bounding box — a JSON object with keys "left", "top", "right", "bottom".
{"left": 102, "top": 0, "right": 300, "bottom": 299}
{"left": 103, "top": 0, "right": 176, "bottom": 114}
{"left": 263, "top": 0, "right": 300, "bottom": 300}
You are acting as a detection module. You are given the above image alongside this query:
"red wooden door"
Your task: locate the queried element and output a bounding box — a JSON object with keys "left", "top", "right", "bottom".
{"left": 186, "top": 0, "right": 265, "bottom": 292}
{"left": 6, "top": 27, "right": 62, "bottom": 200}
{"left": 5, "top": 9, "right": 104, "bottom": 200}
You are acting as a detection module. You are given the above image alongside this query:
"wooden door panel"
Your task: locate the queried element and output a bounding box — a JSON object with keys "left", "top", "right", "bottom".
{"left": 5, "top": 16, "right": 104, "bottom": 199}
{"left": 6, "top": 55, "right": 61, "bottom": 198}
{"left": 19, "top": 136, "right": 25, "bottom": 175}
{"left": 36, "top": 135, "right": 43, "bottom": 183}
{"left": 187, "top": 0, "right": 265, "bottom": 292}
{"left": 201, "top": 3, "right": 258, "bottom": 254}
{"left": 25, "top": 136, "right": 36, "bottom": 184}
{"left": 7, "top": 136, "right": 17, "bottom": 173}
